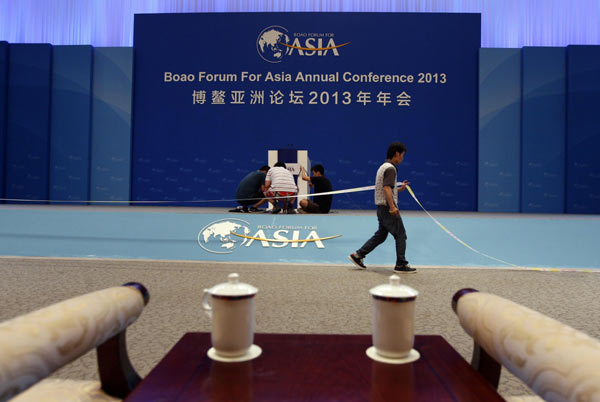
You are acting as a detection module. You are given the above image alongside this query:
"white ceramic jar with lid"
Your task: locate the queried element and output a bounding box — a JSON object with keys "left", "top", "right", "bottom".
{"left": 202, "top": 273, "right": 258, "bottom": 357}
{"left": 369, "top": 274, "right": 419, "bottom": 359}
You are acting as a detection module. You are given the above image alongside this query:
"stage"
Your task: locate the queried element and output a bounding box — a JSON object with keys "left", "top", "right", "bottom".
{"left": 1, "top": 205, "right": 597, "bottom": 271}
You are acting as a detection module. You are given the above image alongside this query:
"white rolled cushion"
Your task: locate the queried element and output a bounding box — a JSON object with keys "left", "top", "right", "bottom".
{"left": 456, "top": 292, "right": 600, "bottom": 402}
{"left": 10, "top": 379, "right": 119, "bottom": 402}
{"left": 0, "top": 286, "right": 144, "bottom": 400}
{"left": 504, "top": 396, "right": 544, "bottom": 402}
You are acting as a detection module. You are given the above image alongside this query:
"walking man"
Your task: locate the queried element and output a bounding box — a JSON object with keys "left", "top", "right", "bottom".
{"left": 349, "top": 142, "right": 416, "bottom": 273}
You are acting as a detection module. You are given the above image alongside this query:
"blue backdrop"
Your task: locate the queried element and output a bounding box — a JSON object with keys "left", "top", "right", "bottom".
{"left": 89, "top": 47, "right": 134, "bottom": 204}
{"left": 132, "top": 12, "right": 481, "bottom": 210}
{"left": 1, "top": 13, "right": 597, "bottom": 214}
{"left": 566, "top": 46, "right": 600, "bottom": 214}
{"left": 5, "top": 44, "right": 52, "bottom": 203}
{"left": 521, "top": 47, "right": 565, "bottom": 213}
{"left": 478, "top": 48, "right": 521, "bottom": 212}
{"left": 50, "top": 45, "right": 93, "bottom": 204}
{"left": 0, "top": 41, "right": 7, "bottom": 202}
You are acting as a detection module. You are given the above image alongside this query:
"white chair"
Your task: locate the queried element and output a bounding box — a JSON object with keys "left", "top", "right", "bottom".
{"left": 0, "top": 282, "right": 149, "bottom": 402}
{"left": 452, "top": 288, "right": 600, "bottom": 402}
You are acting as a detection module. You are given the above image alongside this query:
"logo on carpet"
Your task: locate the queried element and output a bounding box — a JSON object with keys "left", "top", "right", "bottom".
{"left": 197, "top": 218, "right": 252, "bottom": 254}
{"left": 197, "top": 218, "right": 338, "bottom": 254}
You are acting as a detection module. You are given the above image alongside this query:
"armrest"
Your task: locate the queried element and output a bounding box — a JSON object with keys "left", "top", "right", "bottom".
{"left": 0, "top": 282, "right": 149, "bottom": 401}
{"left": 452, "top": 288, "right": 600, "bottom": 401}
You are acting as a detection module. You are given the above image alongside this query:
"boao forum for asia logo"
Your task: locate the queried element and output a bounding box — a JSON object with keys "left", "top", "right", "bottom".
{"left": 256, "top": 26, "right": 350, "bottom": 63}
{"left": 197, "top": 218, "right": 340, "bottom": 254}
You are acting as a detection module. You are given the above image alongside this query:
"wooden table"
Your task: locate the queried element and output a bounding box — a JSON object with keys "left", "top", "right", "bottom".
{"left": 126, "top": 333, "right": 505, "bottom": 401}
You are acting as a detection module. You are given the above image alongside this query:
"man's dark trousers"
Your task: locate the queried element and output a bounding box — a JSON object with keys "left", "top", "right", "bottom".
{"left": 356, "top": 205, "right": 408, "bottom": 267}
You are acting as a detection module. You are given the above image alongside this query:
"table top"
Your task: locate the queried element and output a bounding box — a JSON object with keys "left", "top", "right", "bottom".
{"left": 126, "top": 332, "right": 505, "bottom": 402}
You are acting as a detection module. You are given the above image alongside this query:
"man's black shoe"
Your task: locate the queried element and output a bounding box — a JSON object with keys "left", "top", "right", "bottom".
{"left": 249, "top": 206, "right": 261, "bottom": 213}
{"left": 348, "top": 253, "right": 366, "bottom": 269}
{"left": 271, "top": 205, "right": 282, "bottom": 214}
{"left": 394, "top": 264, "right": 416, "bottom": 273}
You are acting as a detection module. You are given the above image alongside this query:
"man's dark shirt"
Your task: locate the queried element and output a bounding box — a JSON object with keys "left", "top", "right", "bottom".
{"left": 236, "top": 170, "right": 266, "bottom": 200}
{"left": 311, "top": 176, "right": 333, "bottom": 213}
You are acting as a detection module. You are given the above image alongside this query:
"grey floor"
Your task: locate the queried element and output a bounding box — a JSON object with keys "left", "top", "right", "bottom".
{"left": 2, "top": 257, "right": 600, "bottom": 399}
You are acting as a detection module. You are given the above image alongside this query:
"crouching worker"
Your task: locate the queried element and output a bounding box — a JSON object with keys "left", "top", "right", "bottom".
{"left": 231, "top": 165, "right": 270, "bottom": 212}
{"left": 298, "top": 164, "right": 333, "bottom": 214}
{"left": 263, "top": 162, "right": 298, "bottom": 214}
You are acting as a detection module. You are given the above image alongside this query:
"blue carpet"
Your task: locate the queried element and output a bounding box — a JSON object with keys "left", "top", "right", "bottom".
{"left": 0, "top": 208, "right": 598, "bottom": 270}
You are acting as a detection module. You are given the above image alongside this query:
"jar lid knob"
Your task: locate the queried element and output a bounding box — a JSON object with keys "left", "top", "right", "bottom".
{"left": 389, "top": 274, "right": 400, "bottom": 286}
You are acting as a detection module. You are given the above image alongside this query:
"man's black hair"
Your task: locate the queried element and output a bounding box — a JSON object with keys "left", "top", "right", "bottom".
{"left": 312, "top": 164, "right": 325, "bottom": 175}
{"left": 274, "top": 162, "right": 286, "bottom": 168}
{"left": 386, "top": 142, "right": 407, "bottom": 159}
{"left": 259, "top": 165, "right": 270, "bottom": 172}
